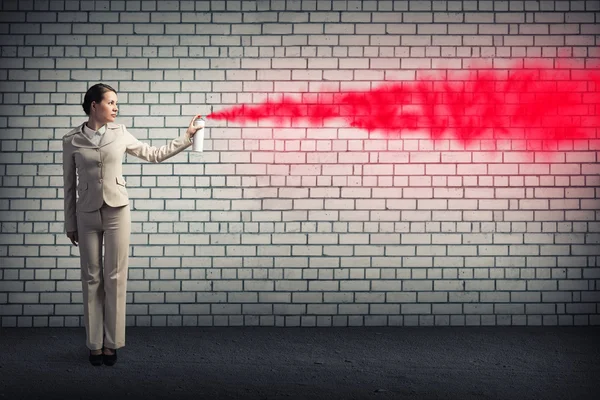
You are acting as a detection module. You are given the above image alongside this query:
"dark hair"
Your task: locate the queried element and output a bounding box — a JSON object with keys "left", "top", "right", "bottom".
{"left": 82, "top": 83, "right": 117, "bottom": 116}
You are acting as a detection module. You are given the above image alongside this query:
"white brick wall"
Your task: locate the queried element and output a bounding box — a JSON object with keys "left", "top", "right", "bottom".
{"left": 0, "top": 0, "right": 599, "bottom": 327}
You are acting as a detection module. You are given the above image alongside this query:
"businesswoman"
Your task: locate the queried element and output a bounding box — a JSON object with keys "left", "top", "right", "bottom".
{"left": 62, "top": 83, "right": 203, "bottom": 366}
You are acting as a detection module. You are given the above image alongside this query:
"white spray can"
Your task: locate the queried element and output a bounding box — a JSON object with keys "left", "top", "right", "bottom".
{"left": 192, "top": 116, "right": 205, "bottom": 152}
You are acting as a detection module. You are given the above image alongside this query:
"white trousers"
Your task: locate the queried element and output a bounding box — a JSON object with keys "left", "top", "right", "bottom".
{"left": 77, "top": 202, "right": 131, "bottom": 350}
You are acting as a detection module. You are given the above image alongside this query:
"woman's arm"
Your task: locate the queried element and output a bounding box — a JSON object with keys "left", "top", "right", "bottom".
{"left": 62, "top": 137, "right": 78, "bottom": 233}
{"left": 123, "top": 116, "right": 202, "bottom": 163}
{"left": 124, "top": 127, "right": 192, "bottom": 163}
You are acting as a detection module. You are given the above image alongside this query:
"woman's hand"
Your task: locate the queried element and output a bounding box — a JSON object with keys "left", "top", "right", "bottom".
{"left": 186, "top": 115, "right": 204, "bottom": 140}
{"left": 67, "top": 231, "right": 78, "bottom": 247}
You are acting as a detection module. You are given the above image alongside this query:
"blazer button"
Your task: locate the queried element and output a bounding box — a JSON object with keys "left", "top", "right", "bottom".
{"left": 98, "top": 162, "right": 102, "bottom": 167}
{"left": 99, "top": 179, "right": 103, "bottom": 183}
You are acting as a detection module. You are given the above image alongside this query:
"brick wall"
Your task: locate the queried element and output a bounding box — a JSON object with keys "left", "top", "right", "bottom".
{"left": 0, "top": 0, "right": 599, "bottom": 327}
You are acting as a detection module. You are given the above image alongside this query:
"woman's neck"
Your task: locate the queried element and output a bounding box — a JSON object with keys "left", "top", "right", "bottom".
{"left": 85, "top": 119, "right": 105, "bottom": 131}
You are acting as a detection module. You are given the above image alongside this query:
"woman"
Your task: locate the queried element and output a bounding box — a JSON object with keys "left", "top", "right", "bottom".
{"left": 62, "top": 83, "right": 203, "bottom": 366}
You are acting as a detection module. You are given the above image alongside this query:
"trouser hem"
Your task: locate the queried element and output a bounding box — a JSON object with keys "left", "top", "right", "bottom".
{"left": 104, "top": 342, "right": 125, "bottom": 350}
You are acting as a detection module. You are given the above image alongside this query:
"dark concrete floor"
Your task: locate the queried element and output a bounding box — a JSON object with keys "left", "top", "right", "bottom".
{"left": 0, "top": 326, "right": 598, "bottom": 400}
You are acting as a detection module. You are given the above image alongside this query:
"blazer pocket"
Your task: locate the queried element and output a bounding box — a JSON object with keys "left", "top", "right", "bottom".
{"left": 77, "top": 182, "right": 88, "bottom": 193}
{"left": 117, "top": 176, "right": 127, "bottom": 195}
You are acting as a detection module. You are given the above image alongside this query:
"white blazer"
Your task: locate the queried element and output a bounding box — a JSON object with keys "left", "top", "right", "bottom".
{"left": 62, "top": 122, "right": 192, "bottom": 232}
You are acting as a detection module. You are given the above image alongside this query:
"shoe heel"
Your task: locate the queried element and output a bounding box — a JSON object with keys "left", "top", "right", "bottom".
{"left": 103, "top": 349, "right": 117, "bottom": 366}
{"left": 89, "top": 351, "right": 103, "bottom": 366}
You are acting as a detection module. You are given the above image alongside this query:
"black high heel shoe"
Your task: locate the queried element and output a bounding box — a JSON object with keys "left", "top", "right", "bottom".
{"left": 89, "top": 350, "right": 103, "bottom": 366}
{"left": 103, "top": 348, "right": 117, "bottom": 366}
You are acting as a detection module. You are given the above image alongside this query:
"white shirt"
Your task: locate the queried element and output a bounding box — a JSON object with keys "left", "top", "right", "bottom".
{"left": 82, "top": 123, "right": 106, "bottom": 146}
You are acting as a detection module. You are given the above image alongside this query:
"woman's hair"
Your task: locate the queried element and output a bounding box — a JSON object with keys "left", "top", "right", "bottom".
{"left": 82, "top": 83, "right": 117, "bottom": 116}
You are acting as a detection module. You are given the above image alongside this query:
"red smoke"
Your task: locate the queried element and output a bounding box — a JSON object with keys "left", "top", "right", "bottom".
{"left": 208, "top": 60, "right": 600, "bottom": 151}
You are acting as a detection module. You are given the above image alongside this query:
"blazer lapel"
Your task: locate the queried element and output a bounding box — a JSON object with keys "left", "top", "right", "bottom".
{"left": 70, "top": 123, "right": 97, "bottom": 149}
{"left": 98, "top": 123, "right": 120, "bottom": 147}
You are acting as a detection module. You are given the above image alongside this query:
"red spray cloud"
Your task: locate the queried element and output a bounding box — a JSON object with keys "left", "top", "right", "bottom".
{"left": 208, "top": 59, "right": 600, "bottom": 152}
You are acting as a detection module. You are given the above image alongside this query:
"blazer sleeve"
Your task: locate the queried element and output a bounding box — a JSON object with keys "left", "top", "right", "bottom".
{"left": 62, "top": 138, "right": 78, "bottom": 233}
{"left": 123, "top": 125, "right": 192, "bottom": 163}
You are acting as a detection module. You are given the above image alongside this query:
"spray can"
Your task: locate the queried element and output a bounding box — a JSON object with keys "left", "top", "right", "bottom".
{"left": 192, "top": 116, "right": 205, "bottom": 152}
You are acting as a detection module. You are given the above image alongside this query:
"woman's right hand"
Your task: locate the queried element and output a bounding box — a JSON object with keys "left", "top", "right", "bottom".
{"left": 186, "top": 115, "right": 204, "bottom": 140}
{"left": 67, "top": 231, "right": 79, "bottom": 247}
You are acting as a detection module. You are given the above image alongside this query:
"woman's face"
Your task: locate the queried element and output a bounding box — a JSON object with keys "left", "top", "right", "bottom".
{"left": 91, "top": 91, "right": 118, "bottom": 123}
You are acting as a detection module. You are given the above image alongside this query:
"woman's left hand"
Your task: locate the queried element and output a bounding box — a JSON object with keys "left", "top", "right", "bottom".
{"left": 186, "top": 115, "right": 203, "bottom": 140}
